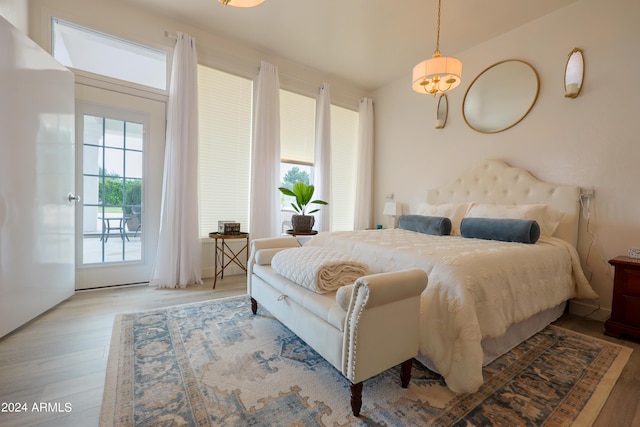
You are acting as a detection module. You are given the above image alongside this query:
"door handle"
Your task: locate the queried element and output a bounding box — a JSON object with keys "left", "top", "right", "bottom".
{"left": 67, "top": 193, "right": 81, "bottom": 203}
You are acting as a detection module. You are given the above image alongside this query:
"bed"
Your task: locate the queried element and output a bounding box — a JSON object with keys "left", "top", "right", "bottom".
{"left": 304, "top": 159, "right": 599, "bottom": 393}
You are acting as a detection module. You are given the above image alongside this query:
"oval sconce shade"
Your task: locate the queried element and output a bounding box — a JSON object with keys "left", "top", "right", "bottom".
{"left": 435, "top": 94, "right": 448, "bottom": 129}
{"left": 564, "top": 48, "right": 584, "bottom": 98}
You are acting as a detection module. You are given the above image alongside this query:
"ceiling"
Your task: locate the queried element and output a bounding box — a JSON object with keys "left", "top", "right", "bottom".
{"left": 122, "top": 0, "right": 580, "bottom": 91}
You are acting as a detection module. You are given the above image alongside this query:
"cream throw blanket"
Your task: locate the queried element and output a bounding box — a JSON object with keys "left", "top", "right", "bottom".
{"left": 271, "top": 246, "right": 368, "bottom": 294}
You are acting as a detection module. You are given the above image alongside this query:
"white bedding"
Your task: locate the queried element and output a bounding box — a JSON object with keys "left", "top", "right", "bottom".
{"left": 306, "top": 228, "right": 598, "bottom": 393}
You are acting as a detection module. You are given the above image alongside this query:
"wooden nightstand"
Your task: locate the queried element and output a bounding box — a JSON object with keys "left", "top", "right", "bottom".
{"left": 605, "top": 256, "right": 640, "bottom": 339}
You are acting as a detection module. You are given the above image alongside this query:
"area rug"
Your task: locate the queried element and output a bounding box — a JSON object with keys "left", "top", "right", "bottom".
{"left": 100, "top": 296, "right": 631, "bottom": 426}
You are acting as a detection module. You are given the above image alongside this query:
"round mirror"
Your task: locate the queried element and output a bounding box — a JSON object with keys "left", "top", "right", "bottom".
{"left": 564, "top": 48, "right": 584, "bottom": 98}
{"left": 435, "top": 94, "right": 448, "bottom": 129}
{"left": 462, "top": 60, "right": 539, "bottom": 134}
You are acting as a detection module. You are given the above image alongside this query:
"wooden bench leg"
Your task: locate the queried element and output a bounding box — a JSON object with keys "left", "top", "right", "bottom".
{"left": 250, "top": 297, "right": 258, "bottom": 315}
{"left": 350, "top": 381, "right": 363, "bottom": 416}
{"left": 401, "top": 359, "right": 412, "bottom": 388}
{"left": 349, "top": 359, "right": 412, "bottom": 417}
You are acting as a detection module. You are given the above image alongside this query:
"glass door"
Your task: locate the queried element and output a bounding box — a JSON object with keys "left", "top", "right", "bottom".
{"left": 75, "top": 84, "right": 165, "bottom": 289}
{"left": 82, "top": 115, "right": 144, "bottom": 264}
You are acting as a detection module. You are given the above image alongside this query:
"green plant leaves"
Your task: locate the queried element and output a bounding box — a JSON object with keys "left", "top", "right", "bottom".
{"left": 279, "top": 181, "right": 327, "bottom": 216}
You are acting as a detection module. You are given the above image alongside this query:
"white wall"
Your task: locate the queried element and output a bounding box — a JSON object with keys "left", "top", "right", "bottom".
{"left": 370, "top": 0, "right": 640, "bottom": 317}
{"left": 0, "top": 0, "right": 28, "bottom": 33}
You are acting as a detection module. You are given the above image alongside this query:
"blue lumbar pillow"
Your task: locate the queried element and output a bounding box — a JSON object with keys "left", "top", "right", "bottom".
{"left": 398, "top": 215, "right": 452, "bottom": 236}
{"left": 460, "top": 217, "right": 540, "bottom": 244}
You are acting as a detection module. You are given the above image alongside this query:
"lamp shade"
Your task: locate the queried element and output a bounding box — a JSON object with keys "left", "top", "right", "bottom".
{"left": 383, "top": 201, "right": 401, "bottom": 216}
{"left": 220, "top": 0, "right": 264, "bottom": 7}
{"left": 412, "top": 55, "right": 462, "bottom": 93}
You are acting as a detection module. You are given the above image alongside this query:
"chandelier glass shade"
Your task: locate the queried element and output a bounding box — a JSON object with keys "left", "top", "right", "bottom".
{"left": 219, "top": 0, "right": 264, "bottom": 7}
{"left": 412, "top": 0, "right": 462, "bottom": 96}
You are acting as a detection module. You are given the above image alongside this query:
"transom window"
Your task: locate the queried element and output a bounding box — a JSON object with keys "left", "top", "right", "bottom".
{"left": 52, "top": 18, "right": 167, "bottom": 91}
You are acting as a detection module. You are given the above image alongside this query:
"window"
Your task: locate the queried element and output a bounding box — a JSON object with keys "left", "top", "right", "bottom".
{"left": 279, "top": 89, "right": 358, "bottom": 232}
{"left": 279, "top": 90, "right": 316, "bottom": 232}
{"left": 52, "top": 18, "right": 167, "bottom": 91}
{"left": 280, "top": 89, "right": 316, "bottom": 165}
{"left": 330, "top": 105, "right": 358, "bottom": 231}
{"left": 81, "top": 115, "right": 143, "bottom": 264}
{"left": 197, "top": 69, "right": 358, "bottom": 236}
{"left": 197, "top": 65, "right": 252, "bottom": 238}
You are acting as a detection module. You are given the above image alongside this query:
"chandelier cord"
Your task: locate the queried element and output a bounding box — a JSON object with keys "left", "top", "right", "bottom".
{"left": 434, "top": 0, "right": 442, "bottom": 55}
{"left": 412, "top": 0, "right": 461, "bottom": 95}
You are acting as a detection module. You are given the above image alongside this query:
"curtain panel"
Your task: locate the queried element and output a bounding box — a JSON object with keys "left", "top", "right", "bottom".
{"left": 354, "top": 98, "right": 374, "bottom": 230}
{"left": 313, "top": 83, "right": 331, "bottom": 232}
{"left": 249, "top": 61, "right": 282, "bottom": 240}
{"left": 150, "top": 32, "right": 202, "bottom": 288}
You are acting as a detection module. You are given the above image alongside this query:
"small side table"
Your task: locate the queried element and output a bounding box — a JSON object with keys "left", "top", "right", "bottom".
{"left": 605, "top": 256, "right": 640, "bottom": 339}
{"left": 208, "top": 232, "right": 249, "bottom": 289}
{"left": 286, "top": 229, "right": 317, "bottom": 246}
{"left": 99, "top": 216, "right": 128, "bottom": 242}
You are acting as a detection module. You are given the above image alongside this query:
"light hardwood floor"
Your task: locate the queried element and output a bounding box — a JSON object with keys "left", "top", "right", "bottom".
{"left": 0, "top": 279, "right": 638, "bottom": 427}
{"left": 0, "top": 276, "right": 246, "bottom": 427}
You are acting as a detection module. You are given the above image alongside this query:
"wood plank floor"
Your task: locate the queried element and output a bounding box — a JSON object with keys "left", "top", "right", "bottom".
{"left": 0, "top": 278, "right": 638, "bottom": 426}
{"left": 0, "top": 276, "right": 246, "bottom": 427}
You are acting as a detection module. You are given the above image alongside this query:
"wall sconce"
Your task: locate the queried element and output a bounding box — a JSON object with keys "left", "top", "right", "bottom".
{"left": 435, "top": 93, "right": 448, "bottom": 129}
{"left": 383, "top": 194, "right": 402, "bottom": 228}
{"left": 564, "top": 48, "right": 584, "bottom": 98}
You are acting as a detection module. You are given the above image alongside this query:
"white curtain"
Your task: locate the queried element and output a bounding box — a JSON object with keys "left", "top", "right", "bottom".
{"left": 312, "top": 83, "right": 331, "bottom": 232}
{"left": 354, "top": 97, "right": 374, "bottom": 230}
{"left": 150, "top": 32, "right": 201, "bottom": 289}
{"left": 250, "top": 61, "right": 281, "bottom": 240}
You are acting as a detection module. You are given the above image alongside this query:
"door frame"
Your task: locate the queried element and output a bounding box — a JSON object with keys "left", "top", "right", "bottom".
{"left": 74, "top": 84, "right": 166, "bottom": 289}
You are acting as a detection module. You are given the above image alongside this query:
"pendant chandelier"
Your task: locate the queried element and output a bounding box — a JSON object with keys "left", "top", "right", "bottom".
{"left": 219, "top": 0, "right": 264, "bottom": 7}
{"left": 412, "top": 0, "right": 462, "bottom": 96}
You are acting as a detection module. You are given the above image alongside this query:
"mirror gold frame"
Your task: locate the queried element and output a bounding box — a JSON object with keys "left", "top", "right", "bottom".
{"left": 564, "top": 48, "right": 584, "bottom": 98}
{"left": 462, "top": 60, "right": 540, "bottom": 134}
{"left": 435, "top": 94, "right": 448, "bottom": 129}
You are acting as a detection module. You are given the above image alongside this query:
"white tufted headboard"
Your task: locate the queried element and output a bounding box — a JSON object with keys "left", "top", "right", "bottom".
{"left": 426, "top": 159, "right": 580, "bottom": 247}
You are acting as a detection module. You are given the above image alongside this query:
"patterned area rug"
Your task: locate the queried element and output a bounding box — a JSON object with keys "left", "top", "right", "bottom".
{"left": 100, "top": 296, "right": 631, "bottom": 426}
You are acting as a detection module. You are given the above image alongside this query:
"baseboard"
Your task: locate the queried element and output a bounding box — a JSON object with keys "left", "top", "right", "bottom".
{"left": 201, "top": 268, "right": 247, "bottom": 279}
{"left": 77, "top": 282, "right": 149, "bottom": 292}
{"left": 569, "top": 299, "right": 611, "bottom": 322}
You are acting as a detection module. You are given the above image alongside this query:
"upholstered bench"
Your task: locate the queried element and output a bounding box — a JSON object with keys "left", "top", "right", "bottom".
{"left": 247, "top": 237, "right": 427, "bottom": 416}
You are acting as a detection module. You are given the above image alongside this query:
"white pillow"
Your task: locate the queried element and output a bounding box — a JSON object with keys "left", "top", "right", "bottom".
{"left": 416, "top": 202, "right": 470, "bottom": 236}
{"left": 255, "top": 248, "right": 291, "bottom": 265}
{"left": 464, "top": 203, "right": 564, "bottom": 237}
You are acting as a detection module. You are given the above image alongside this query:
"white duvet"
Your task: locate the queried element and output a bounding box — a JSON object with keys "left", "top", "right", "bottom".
{"left": 306, "top": 229, "right": 598, "bottom": 393}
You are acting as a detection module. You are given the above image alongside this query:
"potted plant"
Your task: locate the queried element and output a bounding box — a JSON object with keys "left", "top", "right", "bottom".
{"left": 278, "top": 181, "right": 328, "bottom": 232}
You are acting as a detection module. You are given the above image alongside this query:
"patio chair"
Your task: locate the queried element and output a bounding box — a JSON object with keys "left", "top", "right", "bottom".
{"left": 125, "top": 210, "right": 141, "bottom": 237}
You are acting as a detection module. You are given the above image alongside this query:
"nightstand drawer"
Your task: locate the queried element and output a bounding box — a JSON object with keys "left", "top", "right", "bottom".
{"left": 623, "top": 295, "right": 640, "bottom": 327}
{"left": 622, "top": 270, "right": 640, "bottom": 298}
